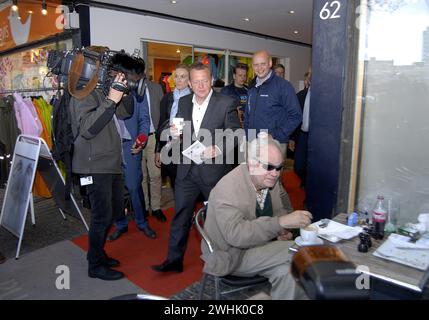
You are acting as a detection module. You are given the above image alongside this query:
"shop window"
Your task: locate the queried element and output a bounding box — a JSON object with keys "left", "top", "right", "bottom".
{"left": 353, "top": 0, "right": 429, "bottom": 225}
{"left": 0, "top": 39, "right": 72, "bottom": 92}
{"left": 194, "top": 48, "right": 226, "bottom": 89}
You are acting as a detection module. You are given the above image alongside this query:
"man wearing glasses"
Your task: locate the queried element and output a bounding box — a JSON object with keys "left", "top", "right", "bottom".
{"left": 201, "top": 133, "right": 312, "bottom": 299}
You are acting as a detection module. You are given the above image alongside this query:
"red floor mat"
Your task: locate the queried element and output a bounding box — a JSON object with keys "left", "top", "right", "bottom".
{"left": 72, "top": 208, "right": 203, "bottom": 298}
{"left": 71, "top": 170, "right": 304, "bottom": 297}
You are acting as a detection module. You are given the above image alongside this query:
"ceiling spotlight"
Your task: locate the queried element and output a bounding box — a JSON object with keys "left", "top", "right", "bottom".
{"left": 41, "top": 0, "right": 48, "bottom": 15}
{"left": 171, "top": 0, "right": 177, "bottom": 4}
{"left": 176, "top": 49, "right": 181, "bottom": 53}
{"left": 289, "top": 10, "right": 295, "bottom": 14}
{"left": 12, "top": 0, "right": 18, "bottom": 12}
{"left": 293, "top": 30, "right": 299, "bottom": 34}
{"left": 242, "top": 17, "right": 250, "bottom": 22}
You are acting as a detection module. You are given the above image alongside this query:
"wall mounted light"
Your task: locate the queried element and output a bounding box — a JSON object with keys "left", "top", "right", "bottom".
{"left": 41, "top": 0, "right": 48, "bottom": 16}
{"left": 12, "top": 0, "right": 18, "bottom": 12}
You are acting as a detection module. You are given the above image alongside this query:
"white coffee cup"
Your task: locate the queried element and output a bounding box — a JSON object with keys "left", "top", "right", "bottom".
{"left": 300, "top": 225, "right": 318, "bottom": 243}
{"left": 172, "top": 118, "right": 184, "bottom": 132}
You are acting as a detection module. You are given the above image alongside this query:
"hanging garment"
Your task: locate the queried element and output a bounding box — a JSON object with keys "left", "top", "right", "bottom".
{"left": 13, "top": 93, "right": 42, "bottom": 137}
{"left": 31, "top": 97, "right": 53, "bottom": 198}
{"left": 32, "top": 97, "right": 52, "bottom": 149}
{"left": 0, "top": 95, "right": 21, "bottom": 186}
{"left": 33, "top": 97, "right": 53, "bottom": 141}
{"left": 0, "top": 95, "right": 20, "bottom": 157}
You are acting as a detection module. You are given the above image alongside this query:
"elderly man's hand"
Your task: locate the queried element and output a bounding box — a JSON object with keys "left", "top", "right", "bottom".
{"left": 279, "top": 210, "right": 313, "bottom": 229}
{"left": 277, "top": 229, "right": 293, "bottom": 241}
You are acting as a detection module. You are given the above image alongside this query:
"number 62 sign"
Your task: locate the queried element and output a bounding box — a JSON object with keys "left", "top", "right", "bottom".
{"left": 320, "top": 1, "right": 342, "bottom": 20}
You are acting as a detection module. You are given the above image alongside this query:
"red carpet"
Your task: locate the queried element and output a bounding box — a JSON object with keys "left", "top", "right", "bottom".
{"left": 72, "top": 208, "right": 204, "bottom": 298}
{"left": 282, "top": 170, "right": 305, "bottom": 210}
{"left": 71, "top": 170, "right": 304, "bottom": 297}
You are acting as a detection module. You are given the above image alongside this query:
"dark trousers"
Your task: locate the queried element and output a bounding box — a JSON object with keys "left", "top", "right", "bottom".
{"left": 163, "top": 163, "right": 177, "bottom": 191}
{"left": 167, "top": 166, "right": 214, "bottom": 262}
{"left": 294, "top": 131, "right": 309, "bottom": 187}
{"left": 86, "top": 173, "right": 124, "bottom": 269}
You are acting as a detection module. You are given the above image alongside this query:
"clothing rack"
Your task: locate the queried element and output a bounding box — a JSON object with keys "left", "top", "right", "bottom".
{"left": 0, "top": 87, "right": 62, "bottom": 95}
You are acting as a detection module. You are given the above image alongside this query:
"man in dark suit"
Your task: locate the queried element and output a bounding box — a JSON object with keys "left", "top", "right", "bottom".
{"left": 151, "top": 62, "right": 241, "bottom": 273}
{"left": 293, "top": 68, "right": 312, "bottom": 188}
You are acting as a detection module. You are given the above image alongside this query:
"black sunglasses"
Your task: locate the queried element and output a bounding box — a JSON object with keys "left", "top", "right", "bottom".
{"left": 254, "top": 158, "right": 284, "bottom": 172}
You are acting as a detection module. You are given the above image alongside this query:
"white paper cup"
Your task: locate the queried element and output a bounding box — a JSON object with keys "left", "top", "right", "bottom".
{"left": 172, "top": 117, "right": 184, "bottom": 134}
{"left": 300, "top": 225, "right": 318, "bottom": 243}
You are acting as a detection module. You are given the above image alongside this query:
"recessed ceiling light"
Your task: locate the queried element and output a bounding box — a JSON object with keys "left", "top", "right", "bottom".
{"left": 12, "top": 0, "right": 18, "bottom": 12}
{"left": 171, "top": 0, "right": 177, "bottom": 4}
{"left": 289, "top": 10, "right": 295, "bottom": 14}
{"left": 293, "top": 30, "right": 299, "bottom": 34}
{"left": 176, "top": 49, "right": 181, "bottom": 53}
{"left": 242, "top": 17, "right": 250, "bottom": 22}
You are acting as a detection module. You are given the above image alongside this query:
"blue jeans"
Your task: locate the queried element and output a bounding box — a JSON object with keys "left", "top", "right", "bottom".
{"left": 115, "top": 140, "right": 148, "bottom": 230}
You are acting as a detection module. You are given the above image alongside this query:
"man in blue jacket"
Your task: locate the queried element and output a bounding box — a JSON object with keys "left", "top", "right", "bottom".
{"left": 107, "top": 54, "right": 156, "bottom": 241}
{"left": 245, "top": 51, "right": 302, "bottom": 154}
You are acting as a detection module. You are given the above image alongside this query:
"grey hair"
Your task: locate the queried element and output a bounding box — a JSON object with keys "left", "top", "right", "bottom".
{"left": 247, "top": 132, "right": 283, "bottom": 162}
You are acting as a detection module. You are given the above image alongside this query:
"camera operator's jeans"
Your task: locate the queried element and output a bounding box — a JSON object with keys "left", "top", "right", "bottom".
{"left": 86, "top": 173, "right": 123, "bottom": 269}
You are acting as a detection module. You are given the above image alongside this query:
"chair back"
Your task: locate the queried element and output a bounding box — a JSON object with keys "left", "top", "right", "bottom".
{"left": 194, "top": 205, "right": 214, "bottom": 254}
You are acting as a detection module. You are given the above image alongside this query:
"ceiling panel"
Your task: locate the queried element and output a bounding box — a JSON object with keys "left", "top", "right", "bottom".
{"left": 93, "top": 0, "right": 313, "bottom": 45}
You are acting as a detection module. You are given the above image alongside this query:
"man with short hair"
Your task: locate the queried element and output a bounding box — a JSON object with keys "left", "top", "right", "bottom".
{"left": 202, "top": 134, "right": 312, "bottom": 299}
{"left": 108, "top": 55, "right": 157, "bottom": 241}
{"left": 221, "top": 63, "right": 249, "bottom": 127}
{"left": 245, "top": 51, "right": 302, "bottom": 156}
{"left": 273, "top": 63, "right": 286, "bottom": 79}
{"left": 151, "top": 62, "right": 241, "bottom": 273}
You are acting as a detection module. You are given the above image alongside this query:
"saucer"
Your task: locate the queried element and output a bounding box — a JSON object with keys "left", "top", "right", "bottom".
{"left": 295, "top": 236, "right": 324, "bottom": 247}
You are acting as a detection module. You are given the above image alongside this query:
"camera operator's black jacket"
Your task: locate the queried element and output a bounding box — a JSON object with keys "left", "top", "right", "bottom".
{"left": 70, "top": 88, "right": 133, "bottom": 174}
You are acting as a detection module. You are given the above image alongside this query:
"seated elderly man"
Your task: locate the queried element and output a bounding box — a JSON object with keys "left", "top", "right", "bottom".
{"left": 201, "top": 133, "right": 312, "bottom": 300}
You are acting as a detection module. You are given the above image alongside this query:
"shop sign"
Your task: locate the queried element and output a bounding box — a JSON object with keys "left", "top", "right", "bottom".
{"left": 0, "top": 1, "right": 64, "bottom": 52}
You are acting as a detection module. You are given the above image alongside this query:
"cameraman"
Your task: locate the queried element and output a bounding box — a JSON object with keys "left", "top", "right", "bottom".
{"left": 69, "top": 47, "right": 133, "bottom": 281}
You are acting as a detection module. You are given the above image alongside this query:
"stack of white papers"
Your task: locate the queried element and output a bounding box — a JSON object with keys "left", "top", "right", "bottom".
{"left": 313, "top": 220, "right": 362, "bottom": 243}
{"left": 182, "top": 141, "right": 206, "bottom": 164}
{"left": 374, "top": 233, "right": 429, "bottom": 270}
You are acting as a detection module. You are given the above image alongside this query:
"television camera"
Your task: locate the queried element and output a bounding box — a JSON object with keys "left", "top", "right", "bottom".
{"left": 47, "top": 47, "right": 146, "bottom": 96}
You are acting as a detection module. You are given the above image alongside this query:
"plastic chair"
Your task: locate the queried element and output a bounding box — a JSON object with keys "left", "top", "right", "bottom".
{"left": 194, "top": 205, "right": 269, "bottom": 300}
